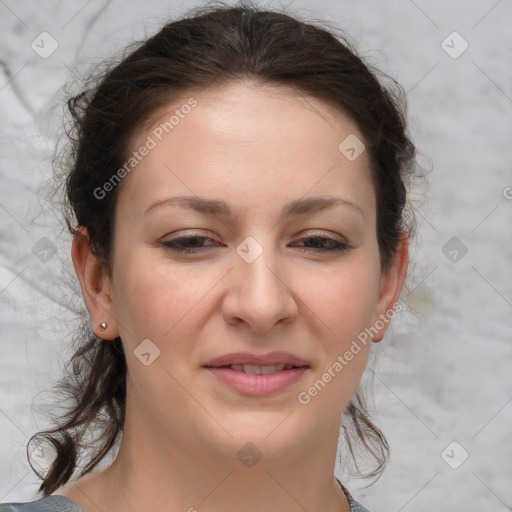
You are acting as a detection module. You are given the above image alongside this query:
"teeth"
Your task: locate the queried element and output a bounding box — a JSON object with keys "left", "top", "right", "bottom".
{"left": 260, "top": 364, "right": 286, "bottom": 374}
{"left": 229, "top": 364, "right": 288, "bottom": 374}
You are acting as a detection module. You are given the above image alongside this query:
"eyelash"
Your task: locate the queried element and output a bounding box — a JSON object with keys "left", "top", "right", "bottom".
{"left": 162, "top": 235, "right": 348, "bottom": 255}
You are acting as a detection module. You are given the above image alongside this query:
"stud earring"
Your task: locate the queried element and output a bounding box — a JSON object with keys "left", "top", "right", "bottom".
{"left": 100, "top": 322, "right": 108, "bottom": 330}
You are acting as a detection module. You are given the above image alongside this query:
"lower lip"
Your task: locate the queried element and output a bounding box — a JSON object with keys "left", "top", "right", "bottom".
{"left": 204, "top": 367, "right": 309, "bottom": 396}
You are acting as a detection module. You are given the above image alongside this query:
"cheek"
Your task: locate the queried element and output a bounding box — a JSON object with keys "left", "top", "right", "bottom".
{"left": 112, "top": 250, "right": 221, "bottom": 350}
{"left": 303, "top": 258, "right": 381, "bottom": 340}
{"left": 112, "top": 251, "right": 181, "bottom": 341}
{"left": 296, "top": 255, "right": 380, "bottom": 402}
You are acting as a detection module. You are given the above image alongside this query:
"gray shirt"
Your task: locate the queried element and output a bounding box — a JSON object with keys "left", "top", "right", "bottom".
{"left": 0, "top": 479, "right": 370, "bottom": 511}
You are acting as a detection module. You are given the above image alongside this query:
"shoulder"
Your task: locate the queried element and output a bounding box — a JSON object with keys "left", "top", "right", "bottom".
{"left": 0, "top": 495, "right": 84, "bottom": 512}
{"left": 346, "top": 494, "right": 372, "bottom": 512}
{"left": 336, "top": 478, "right": 371, "bottom": 512}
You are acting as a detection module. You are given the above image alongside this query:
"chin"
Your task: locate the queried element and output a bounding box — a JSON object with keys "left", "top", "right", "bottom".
{"left": 201, "top": 411, "right": 317, "bottom": 462}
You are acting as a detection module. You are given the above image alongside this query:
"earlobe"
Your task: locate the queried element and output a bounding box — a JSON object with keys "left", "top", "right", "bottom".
{"left": 71, "top": 226, "right": 118, "bottom": 340}
{"left": 372, "top": 232, "right": 409, "bottom": 342}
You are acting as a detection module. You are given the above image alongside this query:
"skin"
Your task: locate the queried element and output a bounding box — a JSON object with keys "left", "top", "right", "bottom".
{"left": 56, "top": 80, "right": 408, "bottom": 512}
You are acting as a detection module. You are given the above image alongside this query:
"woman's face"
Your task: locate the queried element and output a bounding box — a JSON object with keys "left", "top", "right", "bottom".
{"left": 79, "top": 80, "right": 406, "bottom": 464}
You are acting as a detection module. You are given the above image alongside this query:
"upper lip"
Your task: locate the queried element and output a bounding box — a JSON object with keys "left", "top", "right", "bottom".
{"left": 203, "top": 351, "right": 310, "bottom": 368}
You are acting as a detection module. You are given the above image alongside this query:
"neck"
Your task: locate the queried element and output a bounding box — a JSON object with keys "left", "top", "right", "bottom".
{"left": 61, "top": 390, "right": 351, "bottom": 512}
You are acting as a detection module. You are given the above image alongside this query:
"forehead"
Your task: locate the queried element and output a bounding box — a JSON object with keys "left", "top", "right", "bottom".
{"left": 117, "top": 80, "right": 374, "bottom": 221}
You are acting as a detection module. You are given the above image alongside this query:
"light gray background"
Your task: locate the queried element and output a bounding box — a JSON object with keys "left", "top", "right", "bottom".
{"left": 1, "top": 1, "right": 511, "bottom": 510}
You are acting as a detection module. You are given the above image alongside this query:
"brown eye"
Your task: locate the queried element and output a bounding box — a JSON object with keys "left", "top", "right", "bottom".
{"left": 162, "top": 236, "right": 221, "bottom": 254}
{"left": 292, "top": 235, "right": 349, "bottom": 254}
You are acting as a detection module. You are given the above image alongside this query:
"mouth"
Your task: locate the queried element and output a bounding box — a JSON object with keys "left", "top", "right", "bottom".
{"left": 202, "top": 352, "right": 310, "bottom": 396}
{"left": 211, "top": 363, "right": 308, "bottom": 374}
{"left": 203, "top": 350, "right": 310, "bottom": 369}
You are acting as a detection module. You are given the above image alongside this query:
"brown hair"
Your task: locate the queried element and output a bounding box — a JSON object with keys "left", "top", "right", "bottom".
{"left": 30, "top": 1, "right": 416, "bottom": 495}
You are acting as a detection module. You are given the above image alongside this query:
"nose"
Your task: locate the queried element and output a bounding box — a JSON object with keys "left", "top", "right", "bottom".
{"left": 222, "top": 238, "right": 298, "bottom": 333}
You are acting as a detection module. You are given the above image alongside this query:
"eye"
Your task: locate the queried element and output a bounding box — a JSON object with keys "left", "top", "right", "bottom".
{"left": 162, "top": 235, "right": 221, "bottom": 254}
{"left": 292, "top": 235, "right": 348, "bottom": 253}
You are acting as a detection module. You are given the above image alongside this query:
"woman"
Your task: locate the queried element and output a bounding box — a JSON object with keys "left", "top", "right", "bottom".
{"left": 1, "top": 3, "right": 415, "bottom": 511}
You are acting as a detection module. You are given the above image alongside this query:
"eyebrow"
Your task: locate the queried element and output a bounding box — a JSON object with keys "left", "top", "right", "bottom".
{"left": 143, "top": 195, "right": 365, "bottom": 221}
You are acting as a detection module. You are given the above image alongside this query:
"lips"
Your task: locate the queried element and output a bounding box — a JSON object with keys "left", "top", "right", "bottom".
{"left": 203, "top": 351, "right": 310, "bottom": 369}
{"left": 203, "top": 351, "right": 310, "bottom": 395}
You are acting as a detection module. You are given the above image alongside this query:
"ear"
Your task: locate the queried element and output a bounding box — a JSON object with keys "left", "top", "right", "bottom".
{"left": 372, "top": 232, "right": 409, "bottom": 342}
{"left": 71, "top": 226, "right": 118, "bottom": 340}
